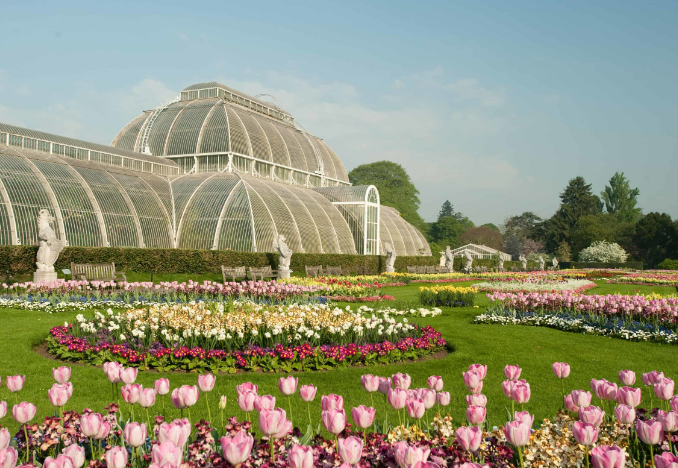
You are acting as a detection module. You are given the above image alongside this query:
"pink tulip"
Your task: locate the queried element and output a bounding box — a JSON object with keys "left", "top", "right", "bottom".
{"left": 337, "top": 436, "right": 363, "bottom": 465}
{"left": 0, "top": 429, "right": 9, "bottom": 450}
{"left": 197, "top": 373, "right": 216, "bottom": 392}
{"left": 236, "top": 382, "right": 258, "bottom": 396}
{"left": 238, "top": 391, "right": 256, "bottom": 413}
{"left": 105, "top": 447, "right": 128, "bottom": 468}
{"left": 6, "top": 376, "right": 24, "bottom": 393}
{"left": 636, "top": 419, "right": 664, "bottom": 445}
{"left": 259, "top": 408, "right": 288, "bottom": 437}
{"left": 154, "top": 378, "right": 170, "bottom": 396}
{"left": 466, "top": 406, "right": 486, "bottom": 425}
{"left": 466, "top": 394, "right": 487, "bottom": 407}
{"left": 463, "top": 371, "right": 481, "bottom": 392}
{"left": 119, "top": 367, "right": 137, "bottom": 385}
{"left": 573, "top": 421, "right": 598, "bottom": 446}
{"left": 124, "top": 422, "right": 147, "bottom": 447}
{"left": 672, "top": 396, "right": 678, "bottom": 413}
{"left": 43, "top": 454, "right": 75, "bottom": 468}
{"left": 456, "top": 425, "right": 483, "bottom": 452}
{"left": 158, "top": 419, "right": 191, "bottom": 448}
{"left": 321, "top": 394, "right": 344, "bottom": 411}
{"left": 151, "top": 440, "right": 182, "bottom": 467}
{"left": 552, "top": 362, "right": 570, "bottom": 379}
{"left": 254, "top": 395, "right": 276, "bottom": 413}
{"left": 591, "top": 379, "right": 606, "bottom": 399}
{"left": 299, "top": 385, "right": 317, "bottom": 402}
{"left": 322, "top": 408, "right": 346, "bottom": 434}
{"left": 0, "top": 402, "right": 6, "bottom": 420}
{"left": 392, "top": 373, "right": 412, "bottom": 390}
{"left": 94, "top": 421, "right": 111, "bottom": 440}
{"left": 504, "top": 365, "right": 522, "bottom": 381}
{"left": 220, "top": 430, "right": 254, "bottom": 465}
{"left": 361, "top": 375, "right": 380, "bottom": 393}
{"left": 468, "top": 364, "right": 487, "bottom": 379}
{"left": 564, "top": 395, "right": 580, "bottom": 413}
{"left": 616, "top": 387, "right": 641, "bottom": 407}
{"left": 428, "top": 376, "right": 444, "bottom": 391}
{"left": 571, "top": 390, "right": 592, "bottom": 408}
{"left": 658, "top": 410, "right": 678, "bottom": 433}
{"left": 62, "top": 445, "right": 85, "bottom": 468}
{"left": 52, "top": 367, "right": 71, "bottom": 384}
{"left": 590, "top": 445, "right": 626, "bottom": 468}
{"left": 393, "top": 441, "right": 432, "bottom": 468}
{"left": 618, "top": 370, "right": 636, "bottom": 386}
{"left": 378, "top": 378, "right": 392, "bottom": 395}
{"left": 62, "top": 382, "right": 73, "bottom": 398}
{"left": 12, "top": 402, "right": 36, "bottom": 424}
{"left": 171, "top": 385, "right": 199, "bottom": 409}
{"left": 388, "top": 388, "right": 408, "bottom": 410}
{"left": 511, "top": 382, "right": 531, "bottom": 404}
{"left": 437, "top": 391, "right": 451, "bottom": 406}
{"left": 48, "top": 384, "right": 70, "bottom": 408}
{"left": 139, "top": 388, "right": 156, "bottom": 408}
{"left": 598, "top": 381, "right": 618, "bottom": 401}
{"left": 80, "top": 412, "right": 104, "bottom": 437}
{"left": 288, "top": 444, "right": 314, "bottom": 468}
{"left": 273, "top": 418, "right": 292, "bottom": 439}
{"left": 502, "top": 380, "right": 515, "bottom": 399}
{"left": 655, "top": 378, "right": 675, "bottom": 401}
{"left": 279, "top": 376, "right": 298, "bottom": 396}
{"left": 406, "top": 398, "right": 425, "bottom": 419}
{"left": 643, "top": 371, "right": 665, "bottom": 386}
{"left": 420, "top": 389, "right": 436, "bottom": 409}
{"left": 352, "top": 406, "right": 376, "bottom": 429}
{"left": 0, "top": 448, "right": 17, "bottom": 468}
{"left": 579, "top": 406, "right": 605, "bottom": 427}
{"left": 504, "top": 420, "right": 530, "bottom": 447}
{"left": 614, "top": 404, "right": 636, "bottom": 425}
{"left": 655, "top": 452, "right": 678, "bottom": 468}
{"left": 121, "top": 384, "right": 142, "bottom": 404}
{"left": 514, "top": 411, "right": 534, "bottom": 428}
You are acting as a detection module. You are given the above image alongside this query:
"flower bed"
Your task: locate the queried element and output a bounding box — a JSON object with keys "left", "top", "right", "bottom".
{"left": 47, "top": 302, "right": 445, "bottom": 372}
{"left": 325, "top": 294, "right": 396, "bottom": 302}
{"left": 474, "top": 277, "right": 596, "bottom": 293}
{"left": 419, "top": 285, "right": 477, "bottom": 307}
{"left": 280, "top": 277, "right": 389, "bottom": 297}
{"left": 607, "top": 273, "right": 678, "bottom": 287}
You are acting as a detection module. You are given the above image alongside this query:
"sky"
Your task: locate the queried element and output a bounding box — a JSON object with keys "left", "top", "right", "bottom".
{"left": 1, "top": 0, "right": 676, "bottom": 225}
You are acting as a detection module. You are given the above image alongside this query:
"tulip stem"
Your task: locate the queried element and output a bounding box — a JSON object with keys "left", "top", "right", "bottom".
{"left": 205, "top": 392, "right": 212, "bottom": 424}
{"left": 517, "top": 446, "right": 524, "bottom": 468}
{"left": 221, "top": 409, "right": 224, "bottom": 431}
{"left": 270, "top": 439, "right": 275, "bottom": 463}
{"left": 162, "top": 395, "right": 166, "bottom": 420}
{"left": 146, "top": 408, "right": 151, "bottom": 431}
{"left": 23, "top": 424, "right": 29, "bottom": 463}
{"left": 370, "top": 393, "right": 374, "bottom": 408}
{"left": 187, "top": 407, "right": 192, "bottom": 426}
{"left": 288, "top": 395, "right": 293, "bottom": 421}
{"left": 90, "top": 437, "right": 95, "bottom": 462}
{"left": 650, "top": 444, "right": 655, "bottom": 468}
{"left": 560, "top": 380, "right": 565, "bottom": 407}
{"left": 307, "top": 402, "right": 312, "bottom": 429}
{"left": 585, "top": 446, "right": 589, "bottom": 468}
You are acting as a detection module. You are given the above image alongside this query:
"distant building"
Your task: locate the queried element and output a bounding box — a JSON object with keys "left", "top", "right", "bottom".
{"left": 449, "top": 244, "right": 511, "bottom": 261}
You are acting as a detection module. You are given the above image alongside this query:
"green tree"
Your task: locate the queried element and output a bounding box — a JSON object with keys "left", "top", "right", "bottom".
{"left": 502, "top": 212, "right": 542, "bottom": 239}
{"left": 538, "top": 177, "right": 602, "bottom": 252}
{"left": 555, "top": 241, "right": 572, "bottom": 262}
{"left": 438, "top": 200, "right": 454, "bottom": 220}
{"left": 503, "top": 234, "right": 522, "bottom": 260}
{"left": 600, "top": 172, "right": 642, "bottom": 223}
{"left": 632, "top": 212, "right": 678, "bottom": 267}
{"left": 430, "top": 216, "right": 467, "bottom": 248}
{"left": 481, "top": 223, "right": 500, "bottom": 231}
{"left": 458, "top": 226, "right": 504, "bottom": 250}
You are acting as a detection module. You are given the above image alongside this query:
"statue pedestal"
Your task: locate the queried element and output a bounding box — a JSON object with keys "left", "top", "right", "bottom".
{"left": 277, "top": 269, "right": 291, "bottom": 279}
{"left": 385, "top": 266, "right": 395, "bottom": 273}
{"left": 33, "top": 270, "right": 58, "bottom": 284}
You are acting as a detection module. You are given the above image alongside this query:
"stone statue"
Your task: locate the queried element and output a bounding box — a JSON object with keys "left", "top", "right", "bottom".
{"left": 519, "top": 254, "right": 527, "bottom": 271}
{"left": 34, "top": 209, "right": 64, "bottom": 283}
{"left": 539, "top": 255, "right": 545, "bottom": 271}
{"left": 463, "top": 249, "right": 473, "bottom": 273}
{"left": 439, "top": 251, "right": 446, "bottom": 267}
{"left": 273, "top": 234, "right": 292, "bottom": 278}
{"left": 444, "top": 246, "right": 454, "bottom": 271}
{"left": 498, "top": 256, "right": 504, "bottom": 271}
{"left": 384, "top": 242, "right": 396, "bottom": 273}
{"left": 552, "top": 257, "right": 559, "bottom": 270}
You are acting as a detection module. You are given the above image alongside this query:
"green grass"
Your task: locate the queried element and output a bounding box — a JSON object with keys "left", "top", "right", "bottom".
{"left": 1, "top": 279, "right": 677, "bottom": 435}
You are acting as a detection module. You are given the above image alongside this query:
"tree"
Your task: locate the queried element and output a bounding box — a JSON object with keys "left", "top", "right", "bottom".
{"left": 502, "top": 212, "right": 542, "bottom": 239}
{"left": 537, "top": 177, "right": 602, "bottom": 253}
{"left": 632, "top": 213, "right": 678, "bottom": 267}
{"left": 348, "top": 161, "right": 426, "bottom": 230}
{"left": 481, "top": 223, "right": 500, "bottom": 231}
{"left": 503, "top": 234, "right": 522, "bottom": 260}
{"left": 555, "top": 241, "right": 572, "bottom": 262}
{"left": 578, "top": 241, "right": 628, "bottom": 262}
{"left": 438, "top": 201, "right": 454, "bottom": 220}
{"left": 601, "top": 172, "right": 642, "bottom": 223}
{"left": 458, "top": 226, "right": 504, "bottom": 251}
{"left": 430, "top": 216, "right": 467, "bottom": 248}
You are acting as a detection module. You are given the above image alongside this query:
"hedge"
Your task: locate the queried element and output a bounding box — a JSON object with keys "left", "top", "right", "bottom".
{"left": 0, "top": 245, "right": 440, "bottom": 276}
{"left": 557, "top": 261, "right": 643, "bottom": 270}
{"left": 657, "top": 259, "right": 678, "bottom": 271}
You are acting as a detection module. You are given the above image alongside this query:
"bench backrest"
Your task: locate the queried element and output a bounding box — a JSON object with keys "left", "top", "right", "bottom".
{"left": 222, "top": 266, "right": 246, "bottom": 281}
{"left": 305, "top": 265, "right": 320, "bottom": 277}
{"left": 406, "top": 266, "right": 417, "bottom": 273}
{"left": 326, "top": 266, "right": 342, "bottom": 275}
{"left": 71, "top": 262, "right": 117, "bottom": 280}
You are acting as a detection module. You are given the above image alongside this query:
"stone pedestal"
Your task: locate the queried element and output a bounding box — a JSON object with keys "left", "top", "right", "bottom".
{"left": 385, "top": 266, "right": 395, "bottom": 273}
{"left": 277, "top": 269, "right": 291, "bottom": 279}
{"left": 33, "top": 270, "right": 58, "bottom": 283}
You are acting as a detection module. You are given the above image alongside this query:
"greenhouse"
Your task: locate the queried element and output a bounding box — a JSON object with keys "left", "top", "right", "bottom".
{"left": 0, "top": 82, "right": 430, "bottom": 256}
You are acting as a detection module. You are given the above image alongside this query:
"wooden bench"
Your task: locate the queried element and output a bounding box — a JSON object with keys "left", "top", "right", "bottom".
{"left": 222, "top": 266, "right": 247, "bottom": 283}
{"left": 70, "top": 262, "right": 126, "bottom": 282}
{"left": 325, "top": 265, "right": 343, "bottom": 276}
{"left": 305, "top": 265, "right": 323, "bottom": 277}
{"left": 356, "top": 266, "right": 375, "bottom": 276}
{"left": 406, "top": 266, "right": 417, "bottom": 273}
{"left": 248, "top": 266, "right": 277, "bottom": 281}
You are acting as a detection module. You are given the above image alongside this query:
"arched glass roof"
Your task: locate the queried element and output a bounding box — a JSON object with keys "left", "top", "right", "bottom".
{"left": 380, "top": 205, "right": 431, "bottom": 256}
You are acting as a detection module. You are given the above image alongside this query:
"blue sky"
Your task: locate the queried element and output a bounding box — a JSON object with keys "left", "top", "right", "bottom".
{"left": 1, "top": 0, "right": 676, "bottom": 225}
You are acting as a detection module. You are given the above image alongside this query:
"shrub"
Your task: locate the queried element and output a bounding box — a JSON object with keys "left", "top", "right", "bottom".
{"left": 657, "top": 259, "right": 678, "bottom": 270}
{"left": 578, "top": 241, "right": 628, "bottom": 263}
{"left": 419, "top": 285, "right": 476, "bottom": 307}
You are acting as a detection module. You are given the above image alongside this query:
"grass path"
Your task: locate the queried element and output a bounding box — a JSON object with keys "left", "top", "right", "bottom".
{"left": 0, "top": 279, "right": 677, "bottom": 434}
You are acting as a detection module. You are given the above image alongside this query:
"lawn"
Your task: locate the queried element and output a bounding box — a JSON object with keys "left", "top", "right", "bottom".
{"left": 1, "top": 278, "right": 677, "bottom": 436}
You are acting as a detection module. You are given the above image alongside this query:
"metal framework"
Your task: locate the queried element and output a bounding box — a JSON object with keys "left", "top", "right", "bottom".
{"left": 449, "top": 244, "right": 511, "bottom": 260}
{"left": 0, "top": 81, "right": 432, "bottom": 257}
